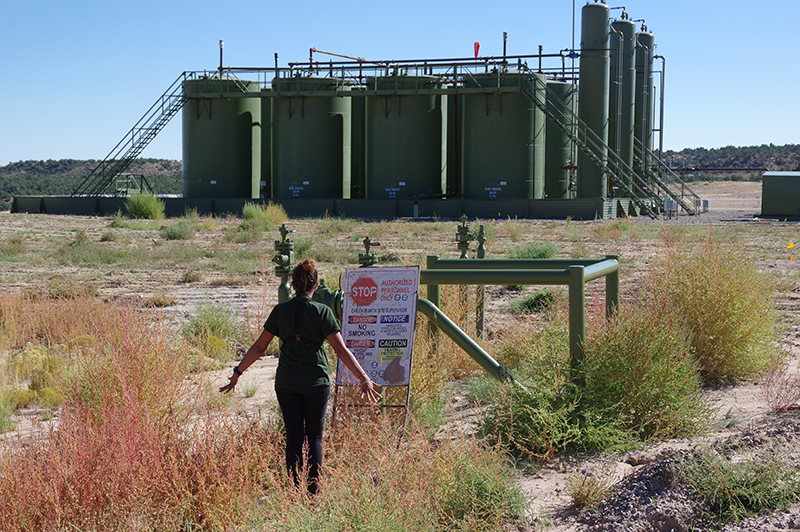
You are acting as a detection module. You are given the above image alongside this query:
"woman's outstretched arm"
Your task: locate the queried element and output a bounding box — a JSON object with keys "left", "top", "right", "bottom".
{"left": 219, "top": 329, "right": 274, "bottom": 394}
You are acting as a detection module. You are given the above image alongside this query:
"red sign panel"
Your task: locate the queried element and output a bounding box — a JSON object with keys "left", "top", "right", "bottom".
{"left": 350, "top": 277, "right": 378, "bottom": 306}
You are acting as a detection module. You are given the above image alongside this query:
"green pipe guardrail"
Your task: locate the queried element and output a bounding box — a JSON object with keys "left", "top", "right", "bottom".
{"left": 424, "top": 254, "right": 620, "bottom": 377}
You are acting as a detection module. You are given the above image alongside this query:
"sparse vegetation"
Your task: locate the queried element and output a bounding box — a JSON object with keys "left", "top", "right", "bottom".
{"left": 507, "top": 241, "right": 558, "bottom": 260}
{"left": 0, "top": 185, "right": 797, "bottom": 531}
{"left": 509, "top": 288, "right": 557, "bottom": 314}
{"left": 565, "top": 466, "right": 616, "bottom": 510}
{"left": 159, "top": 220, "right": 196, "bottom": 240}
{"left": 682, "top": 447, "right": 800, "bottom": 523}
{"left": 181, "top": 269, "right": 202, "bottom": 283}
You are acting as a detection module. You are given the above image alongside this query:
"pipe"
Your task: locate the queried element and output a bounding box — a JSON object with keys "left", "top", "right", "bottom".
{"left": 310, "top": 47, "right": 368, "bottom": 63}
{"left": 569, "top": 266, "right": 585, "bottom": 383}
{"left": 417, "top": 297, "right": 515, "bottom": 382}
{"left": 654, "top": 55, "right": 666, "bottom": 159}
{"left": 420, "top": 269, "right": 573, "bottom": 286}
{"left": 426, "top": 257, "right": 613, "bottom": 270}
{"left": 219, "top": 40, "right": 224, "bottom": 78}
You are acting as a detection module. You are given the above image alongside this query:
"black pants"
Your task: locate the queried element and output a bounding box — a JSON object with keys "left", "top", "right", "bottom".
{"left": 275, "top": 385, "right": 330, "bottom": 494}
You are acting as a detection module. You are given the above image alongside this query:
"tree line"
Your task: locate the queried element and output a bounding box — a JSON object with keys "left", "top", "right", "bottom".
{"left": 662, "top": 143, "right": 800, "bottom": 181}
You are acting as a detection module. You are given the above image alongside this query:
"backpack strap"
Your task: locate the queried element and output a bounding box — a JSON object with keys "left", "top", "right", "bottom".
{"left": 291, "top": 297, "right": 304, "bottom": 342}
{"left": 282, "top": 298, "right": 321, "bottom": 349}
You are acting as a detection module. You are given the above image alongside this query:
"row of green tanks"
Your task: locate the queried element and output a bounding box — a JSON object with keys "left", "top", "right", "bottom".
{"left": 181, "top": 2, "right": 657, "bottom": 203}
{"left": 181, "top": 72, "right": 575, "bottom": 202}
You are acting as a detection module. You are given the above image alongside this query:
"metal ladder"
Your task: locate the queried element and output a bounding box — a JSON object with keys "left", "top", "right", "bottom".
{"left": 71, "top": 72, "right": 193, "bottom": 197}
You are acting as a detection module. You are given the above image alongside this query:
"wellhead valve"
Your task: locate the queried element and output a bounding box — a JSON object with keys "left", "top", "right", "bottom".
{"left": 455, "top": 214, "right": 475, "bottom": 259}
{"left": 358, "top": 236, "right": 381, "bottom": 267}
{"left": 273, "top": 224, "right": 296, "bottom": 303}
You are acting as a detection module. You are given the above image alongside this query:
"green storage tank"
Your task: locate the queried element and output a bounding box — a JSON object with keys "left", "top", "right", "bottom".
{"left": 635, "top": 30, "right": 655, "bottom": 181}
{"left": 545, "top": 80, "right": 576, "bottom": 199}
{"left": 461, "top": 71, "right": 546, "bottom": 200}
{"left": 609, "top": 18, "right": 637, "bottom": 188}
{"left": 577, "top": 2, "right": 611, "bottom": 198}
{"left": 272, "top": 76, "right": 352, "bottom": 199}
{"left": 182, "top": 78, "right": 261, "bottom": 199}
{"left": 761, "top": 172, "right": 800, "bottom": 217}
{"left": 365, "top": 75, "right": 445, "bottom": 200}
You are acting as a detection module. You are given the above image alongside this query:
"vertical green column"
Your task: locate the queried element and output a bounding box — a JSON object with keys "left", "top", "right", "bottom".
{"left": 569, "top": 265, "right": 586, "bottom": 384}
{"left": 605, "top": 254, "right": 619, "bottom": 319}
{"left": 577, "top": 2, "right": 611, "bottom": 198}
{"left": 475, "top": 224, "right": 486, "bottom": 339}
{"left": 426, "top": 255, "right": 441, "bottom": 340}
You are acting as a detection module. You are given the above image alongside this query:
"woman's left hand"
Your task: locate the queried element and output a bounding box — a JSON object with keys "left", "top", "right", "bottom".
{"left": 219, "top": 373, "right": 239, "bottom": 394}
{"left": 359, "top": 379, "right": 382, "bottom": 403}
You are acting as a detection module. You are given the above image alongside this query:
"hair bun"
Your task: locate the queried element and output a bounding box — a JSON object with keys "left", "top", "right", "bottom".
{"left": 301, "top": 259, "right": 316, "bottom": 273}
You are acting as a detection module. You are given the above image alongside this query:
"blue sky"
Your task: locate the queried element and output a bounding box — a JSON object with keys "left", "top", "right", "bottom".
{"left": 1, "top": 0, "right": 797, "bottom": 165}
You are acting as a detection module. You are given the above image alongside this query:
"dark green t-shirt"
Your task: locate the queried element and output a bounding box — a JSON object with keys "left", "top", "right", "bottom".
{"left": 264, "top": 298, "right": 340, "bottom": 387}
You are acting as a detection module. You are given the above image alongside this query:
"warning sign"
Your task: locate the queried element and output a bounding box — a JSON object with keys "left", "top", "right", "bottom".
{"left": 350, "top": 277, "right": 379, "bottom": 306}
{"left": 337, "top": 266, "right": 420, "bottom": 387}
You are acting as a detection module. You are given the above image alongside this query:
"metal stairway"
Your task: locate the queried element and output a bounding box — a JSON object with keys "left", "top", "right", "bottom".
{"left": 517, "top": 67, "right": 697, "bottom": 217}
{"left": 633, "top": 137, "right": 701, "bottom": 214}
{"left": 71, "top": 72, "right": 192, "bottom": 197}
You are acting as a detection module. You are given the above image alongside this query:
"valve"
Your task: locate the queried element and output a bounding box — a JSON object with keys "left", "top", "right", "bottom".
{"left": 455, "top": 214, "right": 475, "bottom": 259}
{"left": 358, "top": 236, "right": 381, "bottom": 267}
{"left": 273, "top": 224, "right": 296, "bottom": 303}
{"left": 476, "top": 224, "right": 487, "bottom": 259}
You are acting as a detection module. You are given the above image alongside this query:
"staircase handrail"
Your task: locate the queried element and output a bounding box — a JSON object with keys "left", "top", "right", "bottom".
{"left": 71, "top": 71, "right": 195, "bottom": 196}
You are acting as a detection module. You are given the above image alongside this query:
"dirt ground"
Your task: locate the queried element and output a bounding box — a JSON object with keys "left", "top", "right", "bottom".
{"left": 2, "top": 181, "right": 800, "bottom": 530}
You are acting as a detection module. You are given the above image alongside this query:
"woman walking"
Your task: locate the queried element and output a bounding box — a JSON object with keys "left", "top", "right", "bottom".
{"left": 220, "top": 259, "right": 380, "bottom": 494}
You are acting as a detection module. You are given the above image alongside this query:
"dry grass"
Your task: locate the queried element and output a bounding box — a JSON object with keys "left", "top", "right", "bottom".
{"left": 0, "top": 292, "right": 529, "bottom": 531}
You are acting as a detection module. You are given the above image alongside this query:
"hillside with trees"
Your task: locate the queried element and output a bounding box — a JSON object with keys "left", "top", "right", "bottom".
{"left": 0, "top": 159, "right": 181, "bottom": 209}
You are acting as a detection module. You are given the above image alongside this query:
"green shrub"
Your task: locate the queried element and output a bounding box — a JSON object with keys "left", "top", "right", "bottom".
{"left": 8, "top": 389, "right": 36, "bottom": 410}
{"left": 36, "top": 387, "right": 62, "bottom": 409}
{"left": 683, "top": 448, "right": 800, "bottom": 523}
{"left": 54, "top": 232, "right": 127, "bottom": 266}
{"left": 432, "top": 443, "right": 527, "bottom": 530}
{"left": 507, "top": 241, "right": 558, "bottom": 260}
{"left": 108, "top": 210, "right": 134, "bottom": 228}
{"left": 0, "top": 391, "right": 16, "bottom": 432}
{"left": 237, "top": 223, "right": 265, "bottom": 243}
{"left": 124, "top": 194, "right": 165, "bottom": 220}
{"left": 581, "top": 302, "right": 709, "bottom": 439}
{"left": 183, "top": 300, "right": 242, "bottom": 347}
{"left": 159, "top": 221, "right": 196, "bottom": 241}
{"left": 240, "top": 201, "right": 287, "bottom": 234}
{"left": 0, "top": 234, "right": 26, "bottom": 256}
{"left": 643, "top": 231, "right": 783, "bottom": 384}
{"left": 181, "top": 270, "right": 202, "bottom": 283}
{"left": 146, "top": 293, "right": 178, "bottom": 307}
{"left": 480, "top": 382, "right": 637, "bottom": 461}
{"left": 565, "top": 467, "right": 616, "bottom": 509}
{"left": 509, "top": 288, "right": 556, "bottom": 314}
{"left": 196, "top": 333, "right": 232, "bottom": 363}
